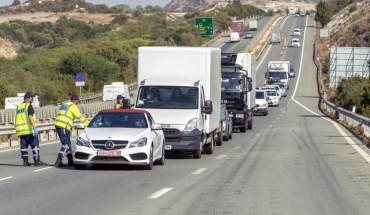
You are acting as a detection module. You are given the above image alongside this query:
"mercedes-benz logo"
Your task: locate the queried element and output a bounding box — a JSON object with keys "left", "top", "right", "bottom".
{"left": 105, "top": 141, "right": 115, "bottom": 150}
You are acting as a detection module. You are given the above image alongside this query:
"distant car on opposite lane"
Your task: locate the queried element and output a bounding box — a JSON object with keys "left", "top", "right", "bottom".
{"left": 73, "top": 109, "right": 165, "bottom": 170}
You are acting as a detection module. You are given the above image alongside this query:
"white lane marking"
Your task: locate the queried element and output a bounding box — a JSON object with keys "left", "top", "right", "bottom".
{"left": 272, "top": 121, "right": 276, "bottom": 123}
{"left": 192, "top": 168, "right": 207, "bottom": 175}
{"left": 291, "top": 17, "right": 370, "bottom": 163}
{"left": 0, "top": 176, "right": 13, "bottom": 181}
{"left": 256, "top": 133, "right": 261, "bottom": 137}
{"left": 148, "top": 187, "right": 173, "bottom": 199}
{"left": 233, "top": 146, "right": 241, "bottom": 150}
{"left": 215, "top": 155, "right": 226, "bottom": 160}
{"left": 33, "top": 167, "right": 53, "bottom": 172}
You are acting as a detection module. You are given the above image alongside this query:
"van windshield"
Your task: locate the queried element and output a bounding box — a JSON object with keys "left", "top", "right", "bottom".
{"left": 136, "top": 86, "right": 198, "bottom": 109}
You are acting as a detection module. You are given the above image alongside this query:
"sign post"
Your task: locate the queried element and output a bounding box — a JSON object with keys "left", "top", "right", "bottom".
{"left": 75, "top": 73, "right": 85, "bottom": 97}
{"left": 195, "top": 17, "right": 214, "bottom": 36}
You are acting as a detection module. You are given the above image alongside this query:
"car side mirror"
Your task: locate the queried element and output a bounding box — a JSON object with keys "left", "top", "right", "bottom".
{"left": 202, "top": 100, "right": 213, "bottom": 114}
{"left": 151, "top": 123, "right": 162, "bottom": 130}
{"left": 77, "top": 123, "right": 85, "bottom": 129}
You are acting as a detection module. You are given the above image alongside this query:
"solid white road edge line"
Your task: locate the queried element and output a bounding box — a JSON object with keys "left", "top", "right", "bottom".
{"left": 33, "top": 167, "right": 53, "bottom": 172}
{"left": 292, "top": 17, "right": 370, "bottom": 163}
{"left": 148, "top": 187, "right": 173, "bottom": 199}
{"left": 233, "top": 146, "right": 241, "bottom": 150}
{"left": 192, "top": 168, "right": 207, "bottom": 175}
{"left": 0, "top": 176, "right": 13, "bottom": 181}
{"left": 215, "top": 155, "right": 226, "bottom": 160}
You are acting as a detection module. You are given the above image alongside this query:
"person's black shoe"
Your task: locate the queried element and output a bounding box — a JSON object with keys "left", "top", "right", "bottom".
{"left": 34, "top": 158, "right": 47, "bottom": 166}
{"left": 23, "top": 158, "right": 31, "bottom": 167}
{"left": 54, "top": 157, "right": 66, "bottom": 168}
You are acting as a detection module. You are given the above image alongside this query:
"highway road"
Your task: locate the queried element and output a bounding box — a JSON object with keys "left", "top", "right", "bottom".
{"left": 1, "top": 15, "right": 370, "bottom": 215}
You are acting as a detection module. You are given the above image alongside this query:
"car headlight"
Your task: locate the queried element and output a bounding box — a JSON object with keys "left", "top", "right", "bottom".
{"left": 236, "top": 114, "right": 244, "bottom": 118}
{"left": 273, "top": 97, "right": 278, "bottom": 100}
{"left": 184, "top": 118, "right": 197, "bottom": 132}
{"left": 129, "top": 137, "right": 147, "bottom": 148}
{"left": 76, "top": 136, "right": 91, "bottom": 148}
{"left": 260, "top": 104, "right": 267, "bottom": 108}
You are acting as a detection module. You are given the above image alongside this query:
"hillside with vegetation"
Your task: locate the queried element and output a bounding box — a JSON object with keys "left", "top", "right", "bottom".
{"left": 0, "top": 0, "right": 266, "bottom": 108}
{"left": 315, "top": 0, "right": 370, "bottom": 117}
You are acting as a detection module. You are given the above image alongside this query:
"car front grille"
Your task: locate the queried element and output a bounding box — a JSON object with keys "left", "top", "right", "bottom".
{"left": 165, "top": 137, "right": 181, "bottom": 142}
{"left": 163, "top": 128, "right": 181, "bottom": 136}
{"left": 91, "top": 140, "right": 128, "bottom": 150}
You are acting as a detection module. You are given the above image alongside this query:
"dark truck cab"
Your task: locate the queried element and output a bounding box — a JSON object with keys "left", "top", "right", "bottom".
{"left": 221, "top": 53, "right": 255, "bottom": 132}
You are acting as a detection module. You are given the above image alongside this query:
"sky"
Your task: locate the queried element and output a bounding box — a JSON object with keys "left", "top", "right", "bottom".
{"left": 0, "top": 0, "right": 172, "bottom": 8}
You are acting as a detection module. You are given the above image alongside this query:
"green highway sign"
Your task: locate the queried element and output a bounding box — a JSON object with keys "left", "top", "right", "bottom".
{"left": 195, "top": 17, "right": 214, "bottom": 36}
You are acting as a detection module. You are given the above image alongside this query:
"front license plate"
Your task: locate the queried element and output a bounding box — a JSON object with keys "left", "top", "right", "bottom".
{"left": 164, "top": 145, "right": 172, "bottom": 150}
{"left": 97, "top": 151, "right": 121, "bottom": 156}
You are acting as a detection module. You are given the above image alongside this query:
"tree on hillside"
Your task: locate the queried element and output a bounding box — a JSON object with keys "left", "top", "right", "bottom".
{"left": 214, "top": 11, "right": 231, "bottom": 33}
{"left": 315, "top": 0, "right": 332, "bottom": 27}
{"left": 12, "top": 0, "right": 21, "bottom": 6}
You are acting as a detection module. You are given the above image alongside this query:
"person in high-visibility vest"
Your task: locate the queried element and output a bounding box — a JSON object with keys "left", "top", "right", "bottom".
{"left": 54, "top": 95, "right": 89, "bottom": 167}
{"left": 14, "top": 92, "right": 46, "bottom": 166}
{"left": 114, "top": 95, "right": 125, "bottom": 109}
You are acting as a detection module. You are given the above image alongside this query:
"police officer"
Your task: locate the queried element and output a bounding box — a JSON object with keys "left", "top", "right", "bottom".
{"left": 114, "top": 95, "right": 125, "bottom": 109}
{"left": 14, "top": 92, "right": 46, "bottom": 166}
{"left": 54, "top": 95, "right": 89, "bottom": 167}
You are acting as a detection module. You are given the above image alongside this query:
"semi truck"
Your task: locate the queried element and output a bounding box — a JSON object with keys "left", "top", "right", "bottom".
{"left": 231, "top": 20, "right": 245, "bottom": 35}
{"left": 221, "top": 53, "right": 256, "bottom": 132}
{"left": 135, "top": 47, "right": 223, "bottom": 158}
{"left": 266, "top": 61, "right": 290, "bottom": 89}
{"left": 249, "top": 20, "right": 258, "bottom": 31}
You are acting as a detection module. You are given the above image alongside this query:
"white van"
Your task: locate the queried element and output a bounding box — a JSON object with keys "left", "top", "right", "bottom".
{"left": 102, "top": 82, "right": 131, "bottom": 101}
{"left": 4, "top": 93, "right": 40, "bottom": 109}
{"left": 230, "top": 32, "right": 241, "bottom": 42}
{"left": 254, "top": 90, "right": 268, "bottom": 116}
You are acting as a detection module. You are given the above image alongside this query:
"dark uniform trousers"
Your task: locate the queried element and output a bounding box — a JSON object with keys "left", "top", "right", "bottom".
{"left": 20, "top": 134, "right": 40, "bottom": 159}
{"left": 56, "top": 127, "right": 72, "bottom": 158}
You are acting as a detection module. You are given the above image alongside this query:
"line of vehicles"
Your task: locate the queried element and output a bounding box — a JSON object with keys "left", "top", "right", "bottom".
{"left": 230, "top": 19, "right": 257, "bottom": 42}
{"left": 72, "top": 47, "right": 259, "bottom": 170}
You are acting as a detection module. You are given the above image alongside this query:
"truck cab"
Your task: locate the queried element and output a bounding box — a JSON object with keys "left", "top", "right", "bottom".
{"left": 221, "top": 53, "right": 255, "bottom": 132}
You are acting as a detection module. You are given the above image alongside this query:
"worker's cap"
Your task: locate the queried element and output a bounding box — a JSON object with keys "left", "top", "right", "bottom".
{"left": 71, "top": 94, "right": 80, "bottom": 101}
{"left": 117, "top": 95, "right": 125, "bottom": 100}
{"left": 24, "top": 92, "right": 35, "bottom": 100}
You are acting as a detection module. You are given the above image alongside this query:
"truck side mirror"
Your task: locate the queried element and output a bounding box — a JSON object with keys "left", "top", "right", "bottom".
{"left": 246, "top": 77, "right": 252, "bottom": 92}
{"left": 123, "top": 99, "right": 131, "bottom": 109}
{"left": 202, "top": 100, "right": 213, "bottom": 114}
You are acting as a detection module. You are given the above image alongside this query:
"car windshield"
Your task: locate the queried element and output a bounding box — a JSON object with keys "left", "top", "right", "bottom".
{"left": 88, "top": 112, "right": 148, "bottom": 128}
{"left": 268, "top": 71, "right": 287, "bottom": 79}
{"left": 221, "top": 77, "right": 243, "bottom": 91}
{"left": 267, "top": 91, "right": 276, "bottom": 96}
{"left": 136, "top": 86, "right": 198, "bottom": 109}
{"left": 256, "top": 91, "right": 265, "bottom": 99}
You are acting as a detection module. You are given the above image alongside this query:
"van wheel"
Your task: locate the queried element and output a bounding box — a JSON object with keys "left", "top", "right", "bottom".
{"left": 205, "top": 135, "right": 214, "bottom": 154}
{"left": 193, "top": 138, "right": 203, "bottom": 159}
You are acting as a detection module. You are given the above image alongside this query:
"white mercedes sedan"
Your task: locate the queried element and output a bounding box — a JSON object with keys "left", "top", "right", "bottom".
{"left": 73, "top": 109, "right": 165, "bottom": 170}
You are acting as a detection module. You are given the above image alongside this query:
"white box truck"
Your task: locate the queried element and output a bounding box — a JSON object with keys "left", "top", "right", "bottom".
{"left": 249, "top": 20, "right": 258, "bottom": 31}
{"left": 102, "top": 82, "right": 131, "bottom": 101}
{"left": 135, "top": 47, "right": 222, "bottom": 158}
{"left": 4, "top": 93, "right": 40, "bottom": 109}
{"left": 221, "top": 53, "right": 256, "bottom": 132}
{"left": 266, "top": 61, "right": 290, "bottom": 89}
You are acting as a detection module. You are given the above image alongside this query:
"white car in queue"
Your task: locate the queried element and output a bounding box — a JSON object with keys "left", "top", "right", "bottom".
{"left": 265, "top": 89, "right": 280, "bottom": 107}
{"left": 73, "top": 109, "right": 165, "bottom": 170}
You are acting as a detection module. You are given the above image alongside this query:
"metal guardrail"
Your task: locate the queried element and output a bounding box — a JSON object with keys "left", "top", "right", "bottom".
{"left": 314, "top": 39, "right": 370, "bottom": 139}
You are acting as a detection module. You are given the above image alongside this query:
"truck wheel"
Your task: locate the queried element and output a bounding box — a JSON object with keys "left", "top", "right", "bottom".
{"left": 205, "top": 135, "right": 214, "bottom": 154}
{"left": 216, "top": 127, "right": 223, "bottom": 146}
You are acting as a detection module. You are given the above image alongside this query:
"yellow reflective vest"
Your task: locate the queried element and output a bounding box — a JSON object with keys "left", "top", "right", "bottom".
{"left": 114, "top": 103, "right": 122, "bottom": 109}
{"left": 55, "top": 101, "right": 89, "bottom": 131}
{"left": 14, "top": 103, "right": 36, "bottom": 137}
